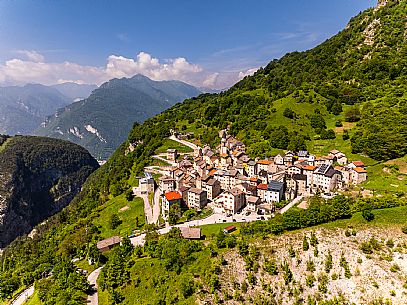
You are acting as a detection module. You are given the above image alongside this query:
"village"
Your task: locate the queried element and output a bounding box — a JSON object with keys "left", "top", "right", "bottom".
{"left": 138, "top": 129, "right": 368, "bottom": 225}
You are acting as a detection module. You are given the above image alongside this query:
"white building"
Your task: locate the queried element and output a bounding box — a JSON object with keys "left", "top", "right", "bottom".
{"left": 222, "top": 187, "right": 245, "bottom": 214}
{"left": 265, "top": 180, "right": 284, "bottom": 203}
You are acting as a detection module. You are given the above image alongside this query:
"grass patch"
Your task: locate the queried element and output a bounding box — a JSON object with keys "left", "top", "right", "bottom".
{"left": 93, "top": 194, "right": 145, "bottom": 239}
{"left": 319, "top": 206, "right": 407, "bottom": 229}
{"left": 74, "top": 259, "right": 99, "bottom": 274}
{"left": 154, "top": 138, "right": 193, "bottom": 154}
{"left": 0, "top": 137, "right": 13, "bottom": 153}
{"left": 361, "top": 159, "right": 407, "bottom": 193}
{"left": 199, "top": 222, "right": 242, "bottom": 237}
{"left": 25, "top": 291, "right": 41, "bottom": 305}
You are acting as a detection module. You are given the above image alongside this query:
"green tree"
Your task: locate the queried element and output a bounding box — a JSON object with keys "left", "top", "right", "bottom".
{"left": 168, "top": 204, "right": 181, "bottom": 225}
{"left": 109, "top": 214, "right": 122, "bottom": 230}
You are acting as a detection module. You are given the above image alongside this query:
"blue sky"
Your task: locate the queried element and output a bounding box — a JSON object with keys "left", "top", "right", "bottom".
{"left": 0, "top": 0, "right": 375, "bottom": 88}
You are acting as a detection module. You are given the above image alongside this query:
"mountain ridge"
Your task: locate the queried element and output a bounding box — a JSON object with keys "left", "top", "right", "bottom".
{"left": 35, "top": 74, "right": 202, "bottom": 160}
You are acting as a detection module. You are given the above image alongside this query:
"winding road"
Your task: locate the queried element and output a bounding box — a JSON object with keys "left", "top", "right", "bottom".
{"left": 87, "top": 266, "right": 104, "bottom": 305}
{"left": 10, "top": 286, "right": 34, "bottom": 305}
{"left": 169, "top": 135, "right": 199, "bottom": 150}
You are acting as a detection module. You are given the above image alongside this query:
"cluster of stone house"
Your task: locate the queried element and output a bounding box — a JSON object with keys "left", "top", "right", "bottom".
{"left": 156, "top": 131, "right": 367, "bottom": 219}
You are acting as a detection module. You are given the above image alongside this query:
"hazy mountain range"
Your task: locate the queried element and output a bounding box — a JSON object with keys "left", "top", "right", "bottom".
{"left": 0, "top": 82, "right": 97, "bottom": 135}
{"left": 35, "top": 75, "right": 201, "bottom": 160}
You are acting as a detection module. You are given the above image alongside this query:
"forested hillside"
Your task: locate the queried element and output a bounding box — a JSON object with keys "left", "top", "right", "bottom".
{"left": 0, "top": 1, "right": 406, "bottom": 304}
{"left": 0, "top": 136, "right": 99, "bottom": 248}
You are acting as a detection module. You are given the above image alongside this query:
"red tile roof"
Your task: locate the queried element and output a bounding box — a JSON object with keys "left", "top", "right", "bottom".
{"left": 302, "top": 165, "right": 316, "bottom": 171}
{"left": 209, "top": 169, "right": 217, "bottom": 176}
{"left": 353, "top": 167, "right": 367, "bottom": 173}
{"left": 257, "top": 160, "right": 272, "bottom": 165}
{"left": 257, "top": 183, "right": 268, "bottom": 190}
{"left": 164, "top": 191, "right": 182, "bottom": 201}
{"left": 352, "top": 161, "right": 365, "bottom": 167}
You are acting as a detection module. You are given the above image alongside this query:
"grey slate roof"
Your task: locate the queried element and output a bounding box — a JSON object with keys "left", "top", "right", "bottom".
{"left": 268, "top": 180, "right": 284, "bottom": 192}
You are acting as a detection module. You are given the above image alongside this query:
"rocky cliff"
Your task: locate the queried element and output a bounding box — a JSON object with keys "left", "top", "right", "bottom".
{"left": 0, "top": 135, "right": 99, "bottom": 247}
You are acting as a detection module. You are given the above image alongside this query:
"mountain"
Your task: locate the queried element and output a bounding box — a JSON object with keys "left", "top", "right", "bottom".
{"left": 0, "top": 135, "right": 99, "bottom": 248}
{"left": 0, "top": 84, "right": 72, "bottom": 135}
{"left": 1, "top": 1, "right": 406, "bottom": 303}
{"left": 35, "top": 74, "right": 201, "bottom": 160}
{"left": 51, "top": 82, "right": 98, "bottom": 101}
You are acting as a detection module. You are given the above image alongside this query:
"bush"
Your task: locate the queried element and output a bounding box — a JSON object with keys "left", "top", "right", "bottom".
{"left": 390, "top": 264, "right": 400, "bottom": 273}
{"left": 264, "top": 260, "right": 278, "bottom": 275}
{"left": 109, "top": 214, "right": 122, "bottom": 230}
{"left": 362, "top": 208, "right": 375, "bottom": 221}
{"left": 402, "top": 226, "right": 407, "bottom": 234}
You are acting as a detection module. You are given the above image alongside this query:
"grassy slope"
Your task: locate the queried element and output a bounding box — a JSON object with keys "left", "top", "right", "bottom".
{"left": 93, "top": 195, "right": 145, "bottom": 239}
{"left": 319, "top": 205, "right": 407, "bottom": 230}
{"left": 99, "top": 252, "right": 213, "bottom": 305}
{"left": 154, "top": 138, "right": 193, "bottom": 154}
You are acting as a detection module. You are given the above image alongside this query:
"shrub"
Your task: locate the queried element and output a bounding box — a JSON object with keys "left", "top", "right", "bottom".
{"left": 264, "top": 260, "right": 278, "bottom": 275}
{"left": 281, "top": 261, "right": 293, "bottom": 284}
{"left": 288, "top": 245, "right": 296, "bottom": 258}
{"left": 318, "top": 274, "right": 329, "bottom": 294}
{"left": 325, "top": 251, "right": 333, "bottom": 273}
{"left": 303, "top": 236, "right": 310, "bottom": 251}
{"left": 362, "top": 208, "right": 375, "bottom": 221}
{"left": 307, "top": 257, "right": 316, "bottom": 272}
{"left": 390, "top": 264, "right": 400, "bottom": 273}
{"left": 306, "top": 274, "right": 316, "bottom": 287}
{"left": 109, "top": 214, "right": 122, "bottom": 230}
{"left": 335, "top": 120, "right": 343, "bottom": 127}
{"left": 386, "top": 239, "right": 395, "bottom": 248}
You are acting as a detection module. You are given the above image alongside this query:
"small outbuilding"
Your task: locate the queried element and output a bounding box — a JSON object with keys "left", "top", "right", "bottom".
{"left": 96, "top": 236, "right": 122, "bottom": 252}
{"left": 223, "top": 225, "right": 237, "bottom": 234}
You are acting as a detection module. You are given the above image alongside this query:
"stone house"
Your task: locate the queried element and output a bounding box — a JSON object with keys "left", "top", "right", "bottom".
{"left": 204, "top": 178, "right": 221, "bottom": 200}
{"left": 222, "top": 187, "right": 246, "bottom": 214}
{"left": 187, "top": 188, "right": 207, "bottom": 210}
{"left": 167, "top": 149, "right": 177, "bottom": 161}
{"left": 162, "top": 191, "right": 182, "bottom": 219}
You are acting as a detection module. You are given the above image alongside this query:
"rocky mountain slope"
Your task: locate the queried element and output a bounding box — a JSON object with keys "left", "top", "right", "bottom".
{"left": 0, "top": 135, "right": 99, "bottom": 248}
{"left": 206, "top": 225, "right": 407, "bottom": 305}
{"left": 0, "top": 83, "right": 97, "bottom": 136}
{"left": 36, "top": 74, "right": 201, "bottom": 160}
{"left": 0, "top": 84, "right": 71, "bottom": 135}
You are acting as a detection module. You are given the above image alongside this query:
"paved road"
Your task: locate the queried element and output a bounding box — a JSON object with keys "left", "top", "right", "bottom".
{"left": 279, "top": 195, "right": 304, "bottom": 214}
{"left": 152, "top": 155, "right": 177, "bottom": 167}
{"left": 10, "top": 286, "right": 34, "bottom": 305}
{"left": 133, "top": 188, "right": 154, "bottom": 224}
{"left": 169, "top": 135, "right": 199, "bottom": 150}
{"left": 87, "top": 267, "right": 104, "bottom": 305}
{"left": 144, "top": 166, "right": 168, "bottom": 176}
{"left": 130, "top": 211, "right": 268, "bottom": 246}
{"left": 152, "top": 188, "right": 161, "bottom": 224}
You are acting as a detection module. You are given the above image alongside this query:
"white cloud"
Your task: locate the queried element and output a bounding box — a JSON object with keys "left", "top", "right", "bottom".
{"left": 202, "top": 73, "right": 219, "bottom": 87}
{"left": 0, "top": 50, "right": 257, "bottom": 89}
{"left": 16, "top": 50, "right": 45, "bottom": 63}
{"left": 238, "top": 68, "right": 258, "bottom": 79}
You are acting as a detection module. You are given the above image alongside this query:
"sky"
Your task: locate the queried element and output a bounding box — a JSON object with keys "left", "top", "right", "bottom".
{"left": 0, "top": 0, "right": 376, "bottom": 89}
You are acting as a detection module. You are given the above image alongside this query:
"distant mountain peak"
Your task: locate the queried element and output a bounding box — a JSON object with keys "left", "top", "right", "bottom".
{"left": 36, "top": 76, "right": 201, "bottom": 160}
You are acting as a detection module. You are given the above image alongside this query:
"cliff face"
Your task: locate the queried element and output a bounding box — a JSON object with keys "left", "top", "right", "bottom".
{"left": 0, "top": 136, "right": 99, "bottom": 247}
